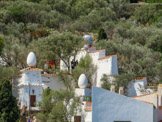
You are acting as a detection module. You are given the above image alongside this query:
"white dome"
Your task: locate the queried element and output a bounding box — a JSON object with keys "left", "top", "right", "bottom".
{"left": 83, "top": 44, "right": 89, "bottom": 49}
{"left": 83, "top": 35, "right": 93, "bottom": 42}
{"left": 27, "top": 52, "right": 36, "bottom": 67}
{"left": 83, "top": 35, "right": 93, "bottom": 46}
{"left": 78, "top": 74, "right": 88, "bottom": 89}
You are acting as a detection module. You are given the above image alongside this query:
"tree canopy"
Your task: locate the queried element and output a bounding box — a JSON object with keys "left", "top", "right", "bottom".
{"left": 0, "top": 79, "right": 19, "bottom": 122}
{"left": 37, "top": 88, "right": 81, "bottom": 122}
{"left": 0, "top": 0, "right": 161, "bottom": 94}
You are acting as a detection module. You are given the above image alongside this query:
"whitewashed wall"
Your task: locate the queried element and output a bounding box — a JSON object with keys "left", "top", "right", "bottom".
{"left": 60, "top": 48, "right": 119, "bottom": 87}
{"left": 96, "top": 56, "right": 118, "bottom": 87}
{"left": 92, "top": 86, "right": 156, "bottom": 122}
{"left": 42, "top": 75, "right": 67, "bottom": 90}
{"left": 82, "top": 110, "right": 92, "bottom": 122}
{"left": 128, "top": 78, "right": 147, "bottom": 97}
{"left": 20, "top": 86, "right": 43, "bottom": 110}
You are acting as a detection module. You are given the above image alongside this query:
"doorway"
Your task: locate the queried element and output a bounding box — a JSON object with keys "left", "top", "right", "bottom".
{"left": 74, "top": 116, "right": 81, "bottom": 122}
{"left": 30, "top": 95, "right": 36, "bottom": 107}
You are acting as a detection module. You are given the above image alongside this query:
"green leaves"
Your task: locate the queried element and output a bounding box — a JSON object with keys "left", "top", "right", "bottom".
{"left": 97, "top": 39, "right": 162, "bottom": 84}
{"left": 37, "top": 88, "right": 81, "bottom": 122}
{"left": 0, "top": 36, "right": 4, "bottom": 55}
{"left": 72, "top": 55, "right": 96, "bottom": 86}
{"left": 132, "top": 4, "right": 162, "bottom": 24}
{"left": 0, "top": 79, "right": 19, "bottom": 122}
{"left": 41, "top": 32, "right": 83, "bottom": 72}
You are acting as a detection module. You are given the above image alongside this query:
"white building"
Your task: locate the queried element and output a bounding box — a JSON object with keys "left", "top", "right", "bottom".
{"left": 133, "top": 84, "right": 162, "bottom": 122}
{"left": 128, "top": 77, "right": 155, "bottom": 97}
{"left": 15, "top": 52, "right": 44, "bottom": 110}
{"left": 74, "top": 74, "right": 91, "bottom": 122}
{"left": 60, "top": 42, "right": 118, "bottom": 87}
{"left": 12, "top": 52, "right": 67, "bottom": 110}
{"left": 12, "top": 35, "right": 158, "bottom": 121}
{"left": 92, "top": 86, "right": 157, "bottom": 122}
{"left": 128, "top": 77, "right": 147, "bottom": 97}
{"left": 18, "top": 67, "right": 43, "bottom": 110}
{"left": 73, "top": 74, "right": 158, "bottom": 122}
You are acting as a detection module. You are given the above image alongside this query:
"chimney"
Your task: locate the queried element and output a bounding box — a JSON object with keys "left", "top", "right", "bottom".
{"left": 110, "top": 84, "right": 115, "bottom": 92}
{"left": 158, "top": 84, "right": 162, "bottom": 106}
{"left": 119, "top": 87, "right": 124, "bottom": 95}
{"left": 158, "top": 84, "right": 162, "bottom": 95}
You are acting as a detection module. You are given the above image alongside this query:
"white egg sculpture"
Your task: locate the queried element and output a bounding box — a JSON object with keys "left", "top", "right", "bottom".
{"left": 83, "top": 44, "right": 89, "bottom": 49}
{"left": 27, "top": 52, "right": 36, "bottom": 67}
{"left": 83, "top": 35, "right": 93, "bottom": 46}
{"left": 78, "top": 74, "right": 88, "bottom": 89}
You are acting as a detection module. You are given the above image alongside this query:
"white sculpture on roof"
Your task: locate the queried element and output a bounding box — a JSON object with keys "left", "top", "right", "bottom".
{"left": 78, "top": 74, "right": 88, "bottom": 89}
{"left": 83, "top": 35, "right": 93, "bottom": 48}
{"left": 27, "top": 52, "right": 36, "bottom": 67}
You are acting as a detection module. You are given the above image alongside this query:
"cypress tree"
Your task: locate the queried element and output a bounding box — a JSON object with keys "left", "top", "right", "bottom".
{"left": 0, "top": 79, "right": 19, "bottom": 122}
{"left": 98, "top": 28, "right": 107, "bottom": 40}
{"left": 130, "top": 0, "right": 138, "bottom": 3}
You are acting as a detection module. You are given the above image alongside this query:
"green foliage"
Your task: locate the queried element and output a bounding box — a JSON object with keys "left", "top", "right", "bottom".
{"left": 27, "top": 0, "right": 41, "bottom": 2}
{"left": 0, "top": 36, "right": 4, "bottom": 55}
{"left": 37, "top": 88, "right": 81, "bottom": 122}
{"left": 130, "top": 0, "right": 138, "bottom": 3}
{"left": 59, "top": 71, "right": 74, "bottom": 91}
{"left": 70, "top": 0, "right": 100, "bottom": 19}
{"left": 9, "top": 6, "right": 25, "bottom": 23}
{"left": 0, "top": 36, "right": 28, "bottom": 67}
{"left": 0, "top": 79, "right": 19, "bottom": 122}
{"left": 101, "top": 73, "right": 134, "bottom": 95}
{"left": 0, "top": 0, "right": 161, "bottom": 96}
{"left": 98, "top": 27, "right": 107, "bottom": 40}
{"left": 101, "top": 74, "right": 112, "bottom": 90}
{"left": 132, "top": 4, "right": 162, "bottom": 24}
{"left": 1, "top": 1, "right": 70, "bottom": 28}
{"left": 145, "top": 0, "right": 162, "bottom": 3}
{"left": 108, "top": 0, "right": 131, "bottom": 19}
{"left": 0, "top": 66, "right": 19, "bottom": 80}
{"left": 72, "top": 55, "right": 96, "bottom": 86}
{"left": 39, "top": 88, "right": 53, "bottom": 113}
{"left": 97, "top": 39, "right": 162, "bottom": 83}
{"left": 40, "top": 32, "right": 83, "bottom": 72}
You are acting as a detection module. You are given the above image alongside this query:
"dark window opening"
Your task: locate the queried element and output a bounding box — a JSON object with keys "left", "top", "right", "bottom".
{"left": 74, "top": 116, "right": 81, "bottom": 122}
{"left": 30, "top": 95, "right": 36, "bottom": 107}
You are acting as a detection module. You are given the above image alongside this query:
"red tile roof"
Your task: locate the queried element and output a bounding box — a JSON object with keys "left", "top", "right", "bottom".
{"left": 134, "top": 77, "right": 147, "bottom": 80}
{"left": 85, "top": 107, "right": 92, "bottom": 110}
{"left": 98, "top": 55, "right": 116, "bottom": 60}
{"left": 20, "top": 67, "right": 43, "bottom": 72}
{"left": 85, "top": 101, "right": 92, "bottom": 110}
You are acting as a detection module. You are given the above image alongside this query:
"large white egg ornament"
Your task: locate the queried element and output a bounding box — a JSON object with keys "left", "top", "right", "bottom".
{"left": 78, "top": 74, "right": 88, "bottom": 89}
{"left": 27, "top": 52, "right": 36, "bottom": 67}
